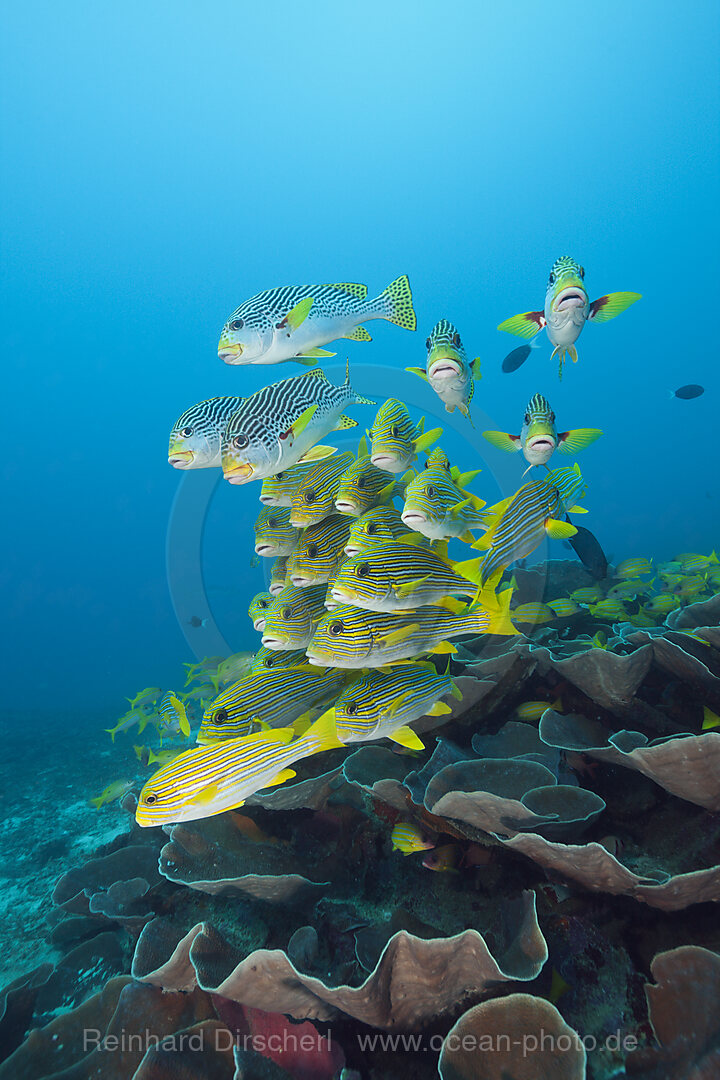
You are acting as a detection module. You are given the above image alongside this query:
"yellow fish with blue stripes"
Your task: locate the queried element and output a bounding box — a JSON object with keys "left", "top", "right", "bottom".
{"left": 368, "top": 399, "right": 441, "bottom": 473}
{"left": 289, "top": 451, "right": 356, "bottom": 528}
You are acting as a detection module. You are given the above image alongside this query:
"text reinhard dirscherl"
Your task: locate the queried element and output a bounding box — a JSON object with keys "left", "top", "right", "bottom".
{"left": 82, "top": 1027, "right": 639, "bottom": 1057}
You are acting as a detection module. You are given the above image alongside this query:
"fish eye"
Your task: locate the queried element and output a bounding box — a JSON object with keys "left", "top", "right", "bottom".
{"left": 356, "top": 562, "right": 370, "bottom": 578}
{"left": 579, "top": 266, "right": 585, "bottom": 278}
{"left": 307, "top": 543, "right": 318, "bottom": 557}
{"left": 549, "top": 272, "right": 555, "bottom": 285}
{"left": 181, "top": 426, "right": 193, "bottom": 437}
{"left": 453, "top": 333, "right": 461, "bottom": 346}
{"left": 282, "top": 606, "right": 293, "bottom": 618}
{"left": 276, "top": 472, "right": 285, "bottom": 480}
{"left": 259, "top": 599, "right": 269, "bottom": 609}
{"left": 304, "top": 489, "right": 316, "bottom": 504}
{"left": 267, "top": 516, "right": 278, "bottom": 527}
{"left": 144, "top": 793, "right": 159, "bottom": 805}
{"left": 550, "top": 412, "right": 555, "bottom": 423}
{"left": 357, "top": 477, "right": 366, "bottom": 489}
{"left": 330, "top": 620, "right": 344, "bottom": 635}
{"left": 229, "top": 318, "right": 245, "bottom": 331}
{"left": 524, "top": 414, "right": 530, "bottom": 424}
{"left": 366, "top": 523, "right": 377, "bottom": 535}
{"left": 425, "top": 337, "right": 431, "bottom": 349}
{"left": 214, "top": 708, "right": 229, "bottom": 724}
{"left": 233, "top": 433, "right": 249, "bottom": 450}
{"left": 345, "top": 702, "right": 358, "bottom": 715}
{"left": 391, "top": 424, "right": 400, "bottom": 437}
{"left": 425, "top": 484, "right": 435, "bottom": 498}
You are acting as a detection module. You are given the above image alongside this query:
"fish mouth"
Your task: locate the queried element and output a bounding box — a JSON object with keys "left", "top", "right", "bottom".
{"left": 553, "top": 287, "right": 587, "bottom": 312}
{"left": 290, "top": 574, "right": 315, "bottom": 587}
{"left": 527, "top": 437, "right": 555, "bottom": 451}
{"left": 168, "top": 450, "right": 194, "bottom": 467}
{"left": 305, "top": 653, "right": 327, "bottom": 667}
{"left": 261, "top": 636, "right": 287, "bottom": 649}
{"left": 268, "top": 582, "right": 285, "bottom": 596}
{"left": 370, "top": 453, "right": 399, "bottom": 469}
{"left": 259, "top": 495, "right": 278, "bottom": 505}
{"left": 254, "top": 543, "right": 275, "bottom": 556}
{"left": 224, "top": 462, "right": 254, "bottom": 483}
{"left": 401, "top": 510, "right": 426, "bottom": 525}
{"left": 218, "top": 342, "right": 244, "bottom": 363}
{"left": 329, "top": 588, "right": 352, "bottom": 605}
{"left": 253, "top": 618, "right": 266, "bottom": 631}
{"left": 335, "top": 500, "right": 360, "bottom": 515}
{"left": 343, "top": 545, "right": 360, "bottom": 557}
{"left": 428, "top": 359, "right": 462, "bottom": 380}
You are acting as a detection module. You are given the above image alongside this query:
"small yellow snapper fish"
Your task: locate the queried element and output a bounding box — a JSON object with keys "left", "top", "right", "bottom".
{"left": 483, "top": 394, "right": 602, "bottom": 470}
{"left": 127, "top": 687, "right": 163, "bottom": 710}
{"left": 615, "top": 558, "right": 653, "bottom": 579}
{"left": 250, "top": 645, "right": 309, "bottom": 674}
{"left": 546, "top": 598, "right": 582, "bottom": 617}
{"left": 644, "top": 594, "right": 679, "bottom": 615}
{"left": 423, "top": 843, "right": 461, "bottom": 873}
{"left": 261, "top": 584, "right": 330, "bottom": 650}
{"left": 406, "top": 320, "right": 480, "bottom": 422}
{"left": 248, "top": 591, "right": 274, "bottom": 631}
{"left": 168, "top": 396, "right": 244, "bottom": 469}
{"left": 368, "top": 399, "right": 441, "bottom": 473}
{"left": 588, "top": 599, "right": 628, "bottom": 620}
{"left": 105, "top": 708, "right": 153, "bottom": 743}
{"left": 90, "top": 780, "right": 134, "bottom": 810}
{"left": 183, "top": 658, "right": 224, "bottom": 686}
{"left": 269, "top": 556, "right": 290, "bottom": 596}
{"left": 289, "top": 451, "right": 356, "bottom": 528}
{"left": 516, "top": 698, "right": 562, "bottom": 721}
{"left": 221, "top": 364, "right": 373, "bottom": 485}
{"left": 401, "top": 448, "right": 485, "bottom": 542}
{"left": 135, "top": 746, "right": 182, "bottom": 767}
{"left": 334, "top": 452, "right": 408, "bottom": 518}
{"left": 253, "top": 506, "right": 302, "bottom": 557}
{"left": 260, "top": 456, "right": 336, "bottom": 507}
{"left": 217, "top": 276, "right": 416, "bottom": 366}
{"left": 136, "top": 711, "right": 343, "bottom": 826}
{"left": 157, "top": 692, "right": 192, "bottom": 738}
{"left": 607, "top": 578, "right": 654, "bottom": 600}
{"left": 331, "top": 662, "right": 461, "bottom": 748}
{"left": 570, "top": 586, "right": 603, "bottom": 604}
{"left": 327, "top": 542, "right": 484, "bottom": 612}
{"left": 498, "top": 256, "right": 641, "bottom": 378}
{"left": 511, "top": 602, "right": 556, "bottom": 625}
{"left": 306, "top": 594, "right": 516, "bottom": 669}
{"left": 702, "top": 707, "right": 720, "bottom": 731}
{"left": 216, "top": 652, "right": 255, "bottom": 686}
{"left": 286, "top": 515, "right": 353, "bottom": 587}
{"left": 391, "top": 822, "right": 436, "bottom": 855}
{"left": 677, "top": 551, "right": 719, "bottom": 573}
{"left": 343, "top": 506, "right": 413, "bottom": 557}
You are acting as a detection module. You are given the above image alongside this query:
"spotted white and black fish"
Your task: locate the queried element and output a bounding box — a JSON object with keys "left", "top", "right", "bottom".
{"left": 498, "top": 257, "right": 641, "bottom": 378}
{"left": 368, "top": 400, "right": 441, "bottom": 473}
{"left": 253, "top": 506, "right": 302, "bottom": 558}
{"left": 343, "top": 506, "right": 416, "bottom": 557}
{"left": 330, "top": 662, "right": 462, "bottom": 748}
{"left": 473, "top": 465, "right": 587, "bottom": 584}
{"left": 136, "top": 710, "right": 343, "bottom": 826}
{"left": 286, "top": 515, "right": 353, "bottom": 587}
{"left": 222, "top": 363, "right": 374, "bottom": 484}
{"left": 261, "top": 583, "right": 330, "bottom": 650}
{"left": 401, "top": 448, "right": 485, "bottom": 542}
{"left": 248, "top": 591, "right": 274, "bottom": 631}
{"left": 218, "top": 276, "right": 416, "bottom": 367}
{"left": 406, "top": 321, "right": 480, "bottom": 423}
{"left": 483, "top": 394, "right": 602, "bottom": 469}
{"left": 327, "top": 542, "right": 485, "bottom": 612}
{"left": 289, "top": 451, "right": 356, "bottom": 528}
{"left": 198, "top": 664, "right": 348, "bottom": 743}
{"left": 307, "top": 595, "right": 516, "bottom": 669}
{"left": 168, "top": 396, "right": 244, "bottom": 469}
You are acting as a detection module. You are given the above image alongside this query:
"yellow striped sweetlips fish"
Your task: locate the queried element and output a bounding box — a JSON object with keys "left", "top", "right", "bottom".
{"left": 248, "top": 591, "right": 274, "bottom": 631}
{"left": 327, "top": 542, "right": 485, "bottom": 612}
{"left": 343, "top": 506, "right": 416, "bottom": 557}
{"left": 473, "top": 465, "right": 586, "bottom": 585}
{"left": 287, "top": 515, "right": 353, "bottom": 587}
{"left": 368, "top": 400, "right": 441, "bottom": 473}
{"left": 250, "top": 645, "right": 309, "bottom": 673}
{"left": 218, "top": 276, "right": 416, "bottom": 366}
{"left": 268, "top": 556, "right": 290, "bottom": 596}
{"left": 253, "top": 506, "right": 302, "bottom": 558}
{"left": 498, "top": 256, "right": 641, "bottom": 378}
{"left": 260, "top": 456, "right": 336, "bottom": 507}
{"left": 136, "top": 711, "right": 343, "bottom": 826}
{"left": 289, "top": 451, "right": 356, "bottom": 528}
{"left": 306, "top": 596, "right": 517, "bottom": 669}
{"left": 222, "top": 364, "right": 374, "bottom": 485}
{"left": 198, "top": 665, "right": 348, "bottom": 743}
{"left": 400, "top": 448, "right": 485, "bottom": 542}
{"left": 330, "top": 662, "right": 462, "bottom": 748}
{"left": 483, "top": 394, "right": 602, "bottom": 469}
{"left": 261, "top": 584, "right": 330, "bottom": 650}
{"left": 406, "top": 320, "right": 481, "bottom": 422}
{"left": 334, "top": 454, "right": 406, "bottom": 518}
{"left": 168, "top": 396, "right": 244, "bottom": 469}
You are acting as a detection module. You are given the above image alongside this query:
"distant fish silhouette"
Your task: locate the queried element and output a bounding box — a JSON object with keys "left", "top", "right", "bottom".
{"left": 501, "top": 344, "right": 533, "bottom": 372}
{"left": 566, "top": 523, "right": 608, "bottom": 580}
{"left": 188, "top": 615, "right": 207, "bottom": 628}
{"left": 671, "top": 384, "right": 704, "bottom": 399}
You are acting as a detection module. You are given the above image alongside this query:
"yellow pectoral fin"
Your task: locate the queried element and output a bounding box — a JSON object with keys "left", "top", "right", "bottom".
{"left": 405, "top": 366, "right": 428, "bottom": 381}
{"left": 588, "top": 292, "right": 641, "bottom": 323}
{"left": 497, "top": 311, "right": 546, "bottom": 339}
{"left": 187, "top": 782, "right": 221, "bottom": 807}
{"left": 702, "top": 707, "right": 720, "bottom": 731}
{"left": 545, "top": 518, "right": 578, "bottom": 539}
{"left": 413, "top": 428, "right": 443, "bottom": 453}
{"left": 556, "top": 429, "right": 603, "bottom": 455}
{"left": 435, "top": 597, "right": 467, "bottom": 614}
{"left": 290, "top": 403, "right": 319, "bottom": 440}
{"left": 265, "top": 768, "right": 297, "bottom": 787}
{"left": 299, "top": 445, "right": 337, "bottom": 463}
{"left": 426, "top": 701, "right": 452, "bottom": 717}
{"left": 395, "top": 575, "right": 431, "bottom": 599}
{"left": 378, "top": 624, "right": 420, "bottom": 648}
{"left": 430, "top": 641, "right": 457, "bottom": 655}
{"left": 297, "top": 347, "right": 336, "bottom": 358}
{"left": 471, "top": 357, "right": 482, "bottom": 379}
{"left": 483, "top": 430, "right": 522, "bottom": 453}
{"left": 281, "top": 296, "right": 314, "bottom": 331}
{"left": 357, "top": 433, "right": 368, "bottom": 458}
{"left": 566, "top": 505, "right": 588, "bottom": 514}
{"left": 384, "top": 692, "right": 411, "bottom": 719}
{"left": 388, "top": 725, "right": 425, "bottom": 750}
{"left": 456, "top": 469, "right": 483, "bottom": 487}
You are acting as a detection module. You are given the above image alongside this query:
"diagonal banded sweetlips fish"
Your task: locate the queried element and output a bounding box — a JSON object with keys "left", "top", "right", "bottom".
{"left": 330, "top": 662, "right": 462, "bottom": 748}
{"left": 473, "top": 465, "right": 586, "bottom": 584}
{"left": 250, "top": 644, "right": 309, "bottom": 673}
{"left": 406, "top": 320, "right": 480, "bottom": 422}
{"left": 483, "top": 394, "right": 602, "bottom": 469}
{"left": 286, "top": 515, "right": 353, "bottom": 587}
{"left": 261, "top": 583, "right": 330, "bottom": 650}
{"left": 343, "top": 506, "right": 417, "bottom": 557}
{"left": 306, "top": 596, "right": 516, "bottom": 668}
{"left": 327, "top": 542, "right": 486, "bottom": 611}
{"left": 253, "top": 506, "right": 302, "bottom": 557}
{"left": 401, "top": 448, "right": 485, "bottom": 542}
{"left": 368, "top": 400, "right": 441, "bottom": 473}
{"left": 498, "top": 256, "right": 641, "bottom": 378}
{"left": 248, "top": 591, "right": 274, "bottom": 630}
{"left": 198, "top": 664, "right": 347, "bottom": 742}
{"left": 222, "top": 363, "right": 374, "bottom": 484}
{"left": 218, "top": 276, "right": 416, "bottom": 366}
{"left": 136, "top": 711, "right": 343, "bottom": 825}
{"left": 289, "top": 451, "right": 356, "bottom": 528}
{"left": 168, "top": 396, "right": 244, "bottom": 469}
